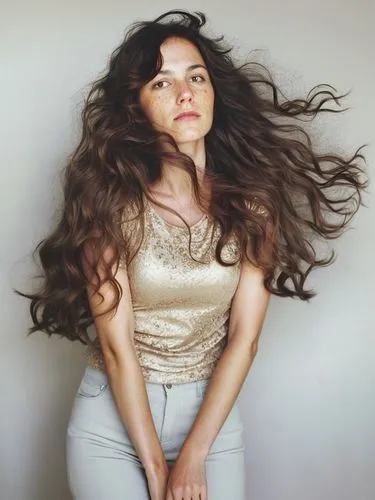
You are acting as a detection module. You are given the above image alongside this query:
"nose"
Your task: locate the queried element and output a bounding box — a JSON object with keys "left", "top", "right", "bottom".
{"left": 176, "top": 81, "right": 193, "bottom": 104}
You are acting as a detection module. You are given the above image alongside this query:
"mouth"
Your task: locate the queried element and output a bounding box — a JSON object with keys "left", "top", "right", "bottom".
{"left": 174, "top": 111, "right": 201, "bottom": 120}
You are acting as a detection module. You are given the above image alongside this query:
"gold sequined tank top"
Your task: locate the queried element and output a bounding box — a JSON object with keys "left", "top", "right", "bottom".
{"left": 84, "top": 194, "right": 241, "bottom": 384}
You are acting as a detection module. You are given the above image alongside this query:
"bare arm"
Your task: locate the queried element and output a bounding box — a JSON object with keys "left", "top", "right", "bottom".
{"left": 82, "top": 240, "right": 167, "bottom": 476}
{"left": 178, "top": 258, "right": 271, "bottom": 459}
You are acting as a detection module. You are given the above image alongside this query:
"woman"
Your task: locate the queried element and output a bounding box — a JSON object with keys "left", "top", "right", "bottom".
{"left": 15, "top": 9, "right": 367, "bottom": 500}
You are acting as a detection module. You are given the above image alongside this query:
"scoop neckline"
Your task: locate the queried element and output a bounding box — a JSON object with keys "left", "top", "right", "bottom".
{"left": 144, "top": 195, "right": 208, "bottom": 231}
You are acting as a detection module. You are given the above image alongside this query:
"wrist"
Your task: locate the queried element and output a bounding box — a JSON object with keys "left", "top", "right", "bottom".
{"left": 180, "top": 440, "right": 209, "bottom": 461}
{"left": 144, "top": 455, "right": 169, "bottom": 477}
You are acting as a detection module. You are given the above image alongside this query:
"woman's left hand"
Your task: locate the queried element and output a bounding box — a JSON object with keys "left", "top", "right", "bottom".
{"left": 165, "top": 448, "right": 207, "bottom": 500}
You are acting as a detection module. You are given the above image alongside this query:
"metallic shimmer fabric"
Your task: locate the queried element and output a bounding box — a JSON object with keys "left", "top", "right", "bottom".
{"left": 85, "top": 195, "right": 241, "bottom": 384}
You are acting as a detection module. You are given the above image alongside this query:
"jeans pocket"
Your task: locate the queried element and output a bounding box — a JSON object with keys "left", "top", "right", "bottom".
{"left": 77, "top": 370, "right": 109, "bottom": 398}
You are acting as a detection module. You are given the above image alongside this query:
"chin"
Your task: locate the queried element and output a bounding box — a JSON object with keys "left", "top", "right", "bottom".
{"left": 173, "top": 128, "right": 210, "bottom": 145}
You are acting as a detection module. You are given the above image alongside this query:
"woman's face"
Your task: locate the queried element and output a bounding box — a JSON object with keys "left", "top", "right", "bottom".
{"left": 139, "top": 37, "right": 215, "bottom": 146}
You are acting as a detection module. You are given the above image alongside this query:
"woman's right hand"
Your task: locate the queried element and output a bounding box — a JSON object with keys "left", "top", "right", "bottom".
{"left": 145, "top": 461, "right": 170, "bottom": 500}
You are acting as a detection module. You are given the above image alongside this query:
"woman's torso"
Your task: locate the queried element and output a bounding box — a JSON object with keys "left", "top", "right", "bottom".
{"left": 84, "top": 192, "right": 242, "bottom": 384}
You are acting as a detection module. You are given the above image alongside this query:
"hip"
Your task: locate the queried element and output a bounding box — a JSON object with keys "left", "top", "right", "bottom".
{"left": 67, "top": 366, "right": 244, "bottom": 459}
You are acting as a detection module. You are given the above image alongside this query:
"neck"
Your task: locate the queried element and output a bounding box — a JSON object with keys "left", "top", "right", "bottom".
{"left": 157, "top": 138, "right": 207, "bottom": 201}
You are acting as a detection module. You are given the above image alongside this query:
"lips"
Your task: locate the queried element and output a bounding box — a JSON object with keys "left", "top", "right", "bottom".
{"left": 174, "top": 111, "right": 201, "bottom": 120}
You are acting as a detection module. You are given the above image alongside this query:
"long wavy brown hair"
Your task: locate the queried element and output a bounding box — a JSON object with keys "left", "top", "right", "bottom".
{"left": 14, "top": 9, "right": 368, "bottom": 345}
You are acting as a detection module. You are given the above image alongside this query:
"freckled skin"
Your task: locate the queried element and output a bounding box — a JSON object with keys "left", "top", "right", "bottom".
{"left": 139, "top": 37, "right": 215, "bottom": 147}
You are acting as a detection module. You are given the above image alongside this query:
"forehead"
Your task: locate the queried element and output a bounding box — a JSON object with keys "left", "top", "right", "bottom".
{"left": 159, "top": 37, "right": 205, "bottom": 67}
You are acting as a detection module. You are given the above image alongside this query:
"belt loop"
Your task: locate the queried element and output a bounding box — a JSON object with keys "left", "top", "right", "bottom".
{"left": 197, "top": 378, "right": 210, "bottom": 398}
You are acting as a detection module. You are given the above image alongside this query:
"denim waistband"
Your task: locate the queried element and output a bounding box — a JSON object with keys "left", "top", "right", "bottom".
{"left": 83, "top": 365, "right": 211, "bottom": 398}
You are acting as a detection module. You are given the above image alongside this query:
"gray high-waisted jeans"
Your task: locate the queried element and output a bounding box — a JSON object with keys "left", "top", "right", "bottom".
{"left": 66, "top": 366, "right": 246, "bottom": 499}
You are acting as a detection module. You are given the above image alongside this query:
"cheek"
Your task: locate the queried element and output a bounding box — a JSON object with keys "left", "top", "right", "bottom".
{"left": 143, "top": 97, "right": 166, "bottom": 122}
{"left": 200, "top": 89, "right": 214, "bottom": 112}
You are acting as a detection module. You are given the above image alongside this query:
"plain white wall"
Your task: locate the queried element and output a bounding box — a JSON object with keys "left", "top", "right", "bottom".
{"left": 1, "top": 1, "right": 374, "bottom": 499}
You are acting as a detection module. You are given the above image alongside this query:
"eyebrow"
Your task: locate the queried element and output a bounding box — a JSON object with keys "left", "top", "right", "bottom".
{"left": 157, "top": 64, "right": 208, "bottom": 75}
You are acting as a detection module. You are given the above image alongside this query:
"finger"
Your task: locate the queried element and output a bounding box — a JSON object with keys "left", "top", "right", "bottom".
{"left": 199, "top": 485, "right": 208, "bottom": 500}
{"left": 174, "top": 486, "right": 184, "bottom": 500}
{"left": 191, "top": 485, "right": 200, "bottom": 500}
{"left": 165, "top": 489, "right": 173, "bottom": 500}
{"left": 183, "top": 486, "right": 193, "bottom": 500}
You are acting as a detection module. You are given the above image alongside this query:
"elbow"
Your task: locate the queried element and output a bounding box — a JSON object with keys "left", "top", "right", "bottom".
{"left": 101, "top": 345, "right": 119, "bottom": 373}
{"left": 101, "top": 336, "right": 136, "bottom": 375}
{"left": 232, "top": 340, "right": 258, "bottom": 368}
{"left": 227, "top": 334, "right": 259, "bottom": 361}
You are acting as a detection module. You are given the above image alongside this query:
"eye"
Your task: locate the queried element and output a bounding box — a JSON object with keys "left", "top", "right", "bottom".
{"left": 191, "top": 74, "right": 206, "bottom": 83}
{"left": 152, "top": 80, "right": 170, "bottom": 90}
